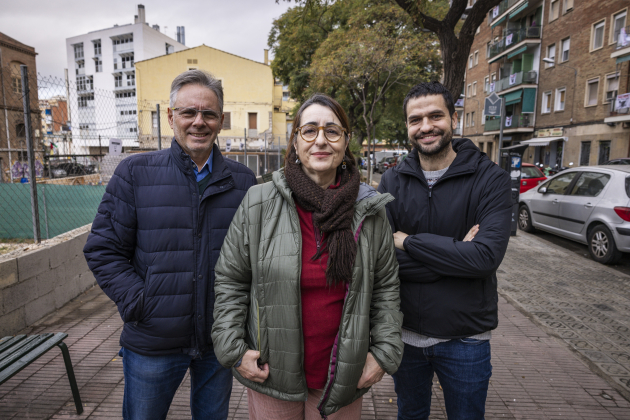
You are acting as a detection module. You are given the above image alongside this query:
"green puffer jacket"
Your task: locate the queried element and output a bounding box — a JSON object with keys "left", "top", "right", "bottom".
{"left": 212, "top": 169, "right": 403, "bottom": 416}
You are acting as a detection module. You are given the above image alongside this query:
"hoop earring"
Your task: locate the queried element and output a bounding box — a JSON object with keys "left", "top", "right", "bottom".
{"left": 296, "top": 158, "right": 301, "bottom": 164}
{"left": 342, "top": 160, "right": 347, "bottom": 170}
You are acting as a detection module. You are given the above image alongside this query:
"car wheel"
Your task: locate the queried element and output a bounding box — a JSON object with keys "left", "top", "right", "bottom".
{"left": 518, "top": 205, "right": 536, "bottom": 233}
{"left": 587, "top": 225, "right": 623, "bottom": 265}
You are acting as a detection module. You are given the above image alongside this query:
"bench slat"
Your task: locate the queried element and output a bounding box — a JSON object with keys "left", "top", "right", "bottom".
{"left": 0, "top": 333, "right": 68, "bottom": 384}
{"left": 0, "top": 334, "right": 55, "bottom": 373}
{"left": 0, "top": 336, "right": 40, "bottom": 365}
{"left": 0, "top": 335, "right": 27, "bottom": 354}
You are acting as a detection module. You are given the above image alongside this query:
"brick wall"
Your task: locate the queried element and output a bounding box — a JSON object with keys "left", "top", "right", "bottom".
{"left": 0, "top": 226, "right": 96, "bottom": 336}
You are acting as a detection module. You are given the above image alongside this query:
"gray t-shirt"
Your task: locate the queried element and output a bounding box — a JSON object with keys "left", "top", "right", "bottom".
{"left": 403, "top": 166, "right": 491, "bottom": 348}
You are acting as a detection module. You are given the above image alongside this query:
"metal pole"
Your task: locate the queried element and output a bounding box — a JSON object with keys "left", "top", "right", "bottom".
{"left": 243, "top": 128, "right": 247, "bottom": 167}
{"left": 497, "top": 97, "right": 506, "bottom": 164}
{"left": 156, "top": 104, "right": 162, "bottom": 150}
{"left": 21, "top": 65, "right": 41, "bottom": 242}
{"left": 42, "top": 185, "right": 49, "bottom": 239}
{"left": 264, "top": 132, "right": 268, "bottom": 174}
{"left": 64, "top": 69, "right": 72, "bottom": 148}
{"left": 0, "top": 49, "right": 14, "bottom": 182}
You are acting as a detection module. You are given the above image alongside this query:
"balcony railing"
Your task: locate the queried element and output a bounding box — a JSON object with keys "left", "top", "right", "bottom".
{"left": 616, "top": 25, "right": 630, "bottom": 50}
{"left": 114, "top": 43, "right": 134, "bottom": 53}
{"left": 608, "top": 94, "right": 630, "bottom": 117}
{"left": 75, "top": 68, "right": 85, "bottom": 76}
{"left": 488, "top": 0, "right": 522, "bottom": 25}
{"left": 491, "top": 70, "right": 537, "bottom": 93}
{"left": 484, "top": 113, "right": 533, "bottom": 131}
{"left": 488, "top": 27, "right": 541, "bottom": 60}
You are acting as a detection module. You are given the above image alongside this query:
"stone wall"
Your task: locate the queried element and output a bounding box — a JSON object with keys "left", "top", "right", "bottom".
{"left": 0, "top": 225, "right": 96, "bottom": 336}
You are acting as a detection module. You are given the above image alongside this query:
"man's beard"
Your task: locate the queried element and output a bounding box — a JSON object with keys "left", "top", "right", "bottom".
{"left": 410, "top": 127, "right": 453, "bottom": 159}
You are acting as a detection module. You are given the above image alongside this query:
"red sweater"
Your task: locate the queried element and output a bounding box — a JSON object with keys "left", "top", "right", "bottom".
{"left": 296, "top": 202, "right": 346, "bottom": 390}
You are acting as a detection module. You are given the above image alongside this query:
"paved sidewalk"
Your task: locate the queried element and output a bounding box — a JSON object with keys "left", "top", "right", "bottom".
{"left": 0, "top": 235, "right": 629, "bottom": 419}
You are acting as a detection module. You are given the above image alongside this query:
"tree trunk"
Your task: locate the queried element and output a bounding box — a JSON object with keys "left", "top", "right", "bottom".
{"left": 438, "top": 30, "right": 471, "bottom": 100}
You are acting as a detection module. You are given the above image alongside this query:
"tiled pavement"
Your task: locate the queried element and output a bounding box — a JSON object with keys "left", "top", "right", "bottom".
{"left": 0, "top": 234, "right": 629, "bottom": 419}
{"left": 499, "top": 231, "right": 630, "bottom": 400}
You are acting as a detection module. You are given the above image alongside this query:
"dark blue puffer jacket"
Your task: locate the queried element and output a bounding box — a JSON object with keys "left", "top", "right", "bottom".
{"left": 84, "top": 139, "right": 257, "bottom": 357}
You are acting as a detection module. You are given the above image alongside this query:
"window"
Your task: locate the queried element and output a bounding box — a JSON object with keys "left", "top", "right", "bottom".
{"left": 598, "top": 141, "right": 611, "bottom": 165}
{"left": 591, "top": 20, "right": 605, "bottom": 51}
{"left": 544, "top": 172, "right": 577, "bottom": 195}
{"left": 580, "top": 142, "right": 591, "bottom": 166}
{"left": 76, "top": 76, "right": 86, "bottom": 91}
{"left": 222, "top": 112, "right": 231, "bottom": 130}
{"left": 78, "top": 94, "right": 94, "bottom": 108}
{"left": 465, "top": 113, "right": 470, "bottom": 127}
{"left": 556, "top": 88, "right": 566, "bottom": 111}
{"left": 474, "top": 51, "right": 479, "bottom": 66}
{"left": 129, "top": 127, "right": 138, "bottom": 133}
{"left": 472, "top": 82, "right": 477, "bottom": 96}
{"left": 114, "top": 74, "right": 122, "bottom": 87}
{"left": 550, "top": 0, "right": 559, "bottom": 21}
{"left": 585, "top": 78, "right": 599, "bottom": 107}
{"left": 484, "top": 76, "right": 489, "bottom": 92}
{"left": 486, "top": 42, "right": 491, "bottom": 58}
{"left": 605, "top": 73, "right": 619, "bottom": 103}
{"left": 74, "top": 43, "right": 83, "bottom": 59}
{"left": 569, "top": 172, "right": 610, "bottom": 197}
{"left": 612, "top": 10, "right": 627, "bottom": 44}
{"left": 283, "top": 91, "right": 290, "bottom": 100}
{"left": 127, "top": 73, "right": 135, "bottom": 86}
{"left": 471, "top": 111, "right": 476, "bottom": 126}
{"left": 467, "top": 84, "right": 472, "bottom": 98}
{"left": 542, "top": 91, "right": 552, "bottom": 113}
{"left": 469, "top": 55, "right": 473, "bottom": 69}
{"left": 546, "top": 44, "right": 556, "bottom": 68}
{"left": 93, "top": 40, "right": 101, "bottom": 55}
{"left": 562, "top": 0, "right": 573, "bottom": 14}
{"left": 122, "top": 54, "right": 134, "bottom": 68}
{"left": 95, "top": 59, "right": 102, "bottom": 72}
{"left": 113, "top": 58, "right": 118, "bottom": 70}
{"left": 10, "top": 62, "right": 22, "bottom": 94}
{"left": 16, "top": 123, "right": 25, "bottom": 137}
{"left": 187, "top": 59, "right": 198, "bottom": 64}
{"left": 165, "top": 43, "right": 174, "bottom": 55}
{"left": 561, "top": 37, "right": 570, "bottom": 62}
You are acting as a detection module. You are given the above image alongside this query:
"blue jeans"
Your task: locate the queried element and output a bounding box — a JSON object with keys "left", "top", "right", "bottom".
{"left": 121, "top": 347, "right": 232, "bottom": 420}
{"left": 392, "top": 339, "right": 492, "bottom": 420}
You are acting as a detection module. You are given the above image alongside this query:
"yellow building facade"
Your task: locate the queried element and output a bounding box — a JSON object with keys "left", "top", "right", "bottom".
{"left": 135, "top": 45, "right": 294, "bottom": 153}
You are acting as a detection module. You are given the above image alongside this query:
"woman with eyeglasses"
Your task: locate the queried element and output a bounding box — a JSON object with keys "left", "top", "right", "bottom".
{"left": 211, "top": 93, "right": 403, "bottom": 419}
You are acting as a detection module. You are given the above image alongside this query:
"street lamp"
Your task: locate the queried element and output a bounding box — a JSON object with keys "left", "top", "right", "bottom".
{"left": 542, "top": 58, "right": 578, "bottom": 124}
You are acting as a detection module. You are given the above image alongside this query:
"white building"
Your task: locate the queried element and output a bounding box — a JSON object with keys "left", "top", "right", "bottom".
{"left": 65, "top": 4, "right": 187, "bottom": 152}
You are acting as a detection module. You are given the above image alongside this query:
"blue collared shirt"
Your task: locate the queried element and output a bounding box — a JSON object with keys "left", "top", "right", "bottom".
{"left": 192, "top": 151, "right": 213, "bottom": 182}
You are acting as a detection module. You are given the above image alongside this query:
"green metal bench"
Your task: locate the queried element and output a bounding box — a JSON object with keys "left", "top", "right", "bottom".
{"left": 0, "top": 333, "right": 83, "bottom": 414}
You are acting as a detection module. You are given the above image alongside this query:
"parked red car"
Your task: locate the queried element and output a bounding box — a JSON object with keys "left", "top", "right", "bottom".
{"left": 520, "top": 163, "right": 547, "bottom": 193}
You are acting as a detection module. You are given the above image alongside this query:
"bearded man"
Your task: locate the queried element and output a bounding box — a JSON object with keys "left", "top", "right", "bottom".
{"left": 378, "top": 81, "right": 512, "bottom": 420}
{"left": 84, "top": 70, "right": 256, "bottom": 419}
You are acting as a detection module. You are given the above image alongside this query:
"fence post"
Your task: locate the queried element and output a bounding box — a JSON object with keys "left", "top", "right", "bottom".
{"left": 42, "top": 185, "right": 49, "bottom": 239}
{"left": 264, "top": 132, "right": 268, "bottom": 174}
{"left": 156, "top": 104, "right": 162, "bottom": 150}
{"left": 243, "top": 128, "right": 247, "bottom": 167}
{"left": 21, "top": 65, "right": 41, "bottom": 243}
{"left": 0, "top": 50, "right": 15, "bottom": 182}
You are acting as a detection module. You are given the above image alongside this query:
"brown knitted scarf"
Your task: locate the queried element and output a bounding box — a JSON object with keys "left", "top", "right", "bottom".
{"left": 285, "top": 147, "right": 360, "bottom": 286}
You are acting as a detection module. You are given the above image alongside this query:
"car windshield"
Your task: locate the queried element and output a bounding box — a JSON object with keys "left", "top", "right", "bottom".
{"left": 521, "top": 166, "right": 544, "bottom": 179}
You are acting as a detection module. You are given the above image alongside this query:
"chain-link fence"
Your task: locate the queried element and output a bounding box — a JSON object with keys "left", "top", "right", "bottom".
{"left": 0, "top": 65, "right": 287, "bottom": 241}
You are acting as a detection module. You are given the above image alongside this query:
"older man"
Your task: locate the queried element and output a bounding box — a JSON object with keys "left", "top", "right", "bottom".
{"left": 84, "top": 70, "right": 257, "bottom": 420}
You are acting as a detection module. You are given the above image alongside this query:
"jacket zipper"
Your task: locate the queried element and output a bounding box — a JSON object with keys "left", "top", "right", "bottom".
{"left": 316, "top": 215, "right": 366, "bottom": 418}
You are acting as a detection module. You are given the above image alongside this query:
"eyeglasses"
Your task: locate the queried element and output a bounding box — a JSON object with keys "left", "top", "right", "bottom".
{"left": 295, "top": 124, "right": 346, "bottom": 142}
{"left": 171, "top": 107, "right": 220, "bottom": 122}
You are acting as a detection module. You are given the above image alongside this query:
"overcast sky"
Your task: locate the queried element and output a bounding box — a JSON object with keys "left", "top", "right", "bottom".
{"left": 0, "top": 0, "right": 292, "bottom": 79}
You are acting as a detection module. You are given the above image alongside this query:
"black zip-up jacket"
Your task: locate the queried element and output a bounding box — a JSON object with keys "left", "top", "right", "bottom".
{"left": 378, "top": 138, "right": 511, "bottom": 338}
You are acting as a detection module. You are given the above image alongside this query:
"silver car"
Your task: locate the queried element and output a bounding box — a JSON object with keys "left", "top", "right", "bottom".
{"left": 518, "top": 166, "right": 630, "bottom": 264}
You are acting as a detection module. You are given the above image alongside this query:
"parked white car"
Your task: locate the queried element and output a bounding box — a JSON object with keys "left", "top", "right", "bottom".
{"left": 518, "top": 165, "right": 630, "bottom": 264}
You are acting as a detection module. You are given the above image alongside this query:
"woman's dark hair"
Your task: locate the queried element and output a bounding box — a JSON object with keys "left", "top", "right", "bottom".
{"left": 286, "top": 93, "right": 355, "bottom": 162}
{"left": 403, "top": 81, "right": 456, "bottom": 121}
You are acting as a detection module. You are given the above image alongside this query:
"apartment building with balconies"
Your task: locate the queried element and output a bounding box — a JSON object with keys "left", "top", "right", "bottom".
{"left": 462, "top": 0, "right": 629, "bottom": 167}
{"left": 65, "top": 4, "right": 186, "bottom": 153}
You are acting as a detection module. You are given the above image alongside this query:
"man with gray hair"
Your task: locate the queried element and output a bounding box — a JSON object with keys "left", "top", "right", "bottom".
{"left": 84, "top": 70, "right": 257, "bottom": 419}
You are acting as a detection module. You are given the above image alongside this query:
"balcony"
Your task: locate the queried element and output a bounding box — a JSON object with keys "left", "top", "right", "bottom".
{"left": 75, "top": 67, "right": 85, "bottom": 76}
{"left": 488, "top": 27, "right": 541, "bottom": 62}
{"left": 492, "top": 70, "right": 537, "bottom": 94}
{"left": 484, "top": 113, "right": 534, "bottom": 133}
{"left": 488, "top": 0, "right": 523, "bottom": 26}
{"left": 612, "top": 25, "right": 630, "bottom": 62}
{"left": 113, "top": 43, "right": 134, "bottom": 53}
{"left": 604, "top": 93, "right": 630, "bottom": 123}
